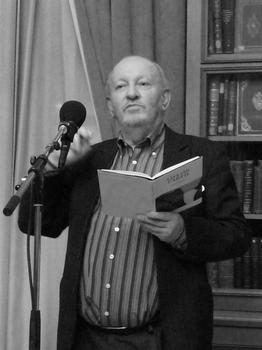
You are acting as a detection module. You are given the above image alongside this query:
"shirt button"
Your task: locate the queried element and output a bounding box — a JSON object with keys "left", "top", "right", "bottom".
{"left": 114, "top": 227, "right": 120, "bottom": 232}
{"left": 104, "top": 311, "right": 110, "bottom": 317}
{"left": 132, "top": 160, "right": 137, "bottom": 165}
{"left": 152, "top": 152, "right": 157, "bottom": 158}
{"left": 105, "top": 283, "right": 111, "bottom": 289}
{"left": 109, "top": 254, "right": 114, "bottom": 260}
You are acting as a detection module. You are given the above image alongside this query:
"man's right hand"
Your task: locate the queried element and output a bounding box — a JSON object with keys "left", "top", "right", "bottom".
{"left": 46, "top": 126, "right": 92, "bottom": 170}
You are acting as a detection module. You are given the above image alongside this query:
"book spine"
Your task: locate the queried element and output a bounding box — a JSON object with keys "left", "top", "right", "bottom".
{"left": 242, "top": 247, "right": 252, "bottom": 289}
{"left": 217, "top": 79, "right": 225, "bottom": 135}
{"left": 207, "top": 262, "right": 219, "bottom": 288}
{"left": 226, "top": 78, "right": 237, "bottom": 135}
{"left": 221, "top": 77, "right": 230, "bottom": 135}
{"left": 207, "top": 76, "right": 220, "bottom": 136}
{"left": 242, "top": 160, "right": 254, "bottom": 214}
{"left": 250, "top": 237, "right": 259, "bottom": 289}
{"left": 253, "top": 161, "right": 262, "bottom": 214}
{"left": 217, "top": 259, "right": 234, "bottom": 288}
{"left": 258, "top": 238, "right": 262, "bottom": 289}
{"left": 230, "top": 160, "right": 244, "bottom": 206}
{"left": 212, "top": 0, "right": 223, "bottom": 53}
{"left": 221, "top": 0, "right": 235, "bottom": 53}
{"left": 234, "top": 255, "right": 243, "bottom": 288}
{"left": 208, "top": 0, "right": 215, "bottom": 54}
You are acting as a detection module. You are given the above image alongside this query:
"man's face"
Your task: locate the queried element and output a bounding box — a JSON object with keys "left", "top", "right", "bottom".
{"left": 107, "top": 57, "right": 169, "bottom": 132}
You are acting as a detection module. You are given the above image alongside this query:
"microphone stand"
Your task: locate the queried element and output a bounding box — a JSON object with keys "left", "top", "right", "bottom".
{"left": 3, "top": 128, "right": 65, "bottom": 350}
{"left": 28, "top": 162, "right": 43, "bottom": 350}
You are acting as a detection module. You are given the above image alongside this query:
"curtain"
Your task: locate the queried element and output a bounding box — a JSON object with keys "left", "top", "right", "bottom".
{"left": 69, "top": 0, "right": 187, "bottom": 135}
{"left": 1, "top": 1, "right": 187, "bottom": 349}
{"left": 0, "top": 1, "right": 100, "bottom": 349}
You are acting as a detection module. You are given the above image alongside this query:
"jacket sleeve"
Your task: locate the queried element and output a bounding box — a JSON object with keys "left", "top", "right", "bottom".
{"left": 18, "top": 169, "right": 73, "bottom": 238}
{"left": 174, "top": 142, "right": 252, "bottom": 263}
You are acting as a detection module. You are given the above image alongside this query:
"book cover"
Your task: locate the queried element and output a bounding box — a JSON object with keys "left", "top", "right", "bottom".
{"left": 237, "top": 75, "right": 262, "bottom": 135}
{"left": 98, "top": 156, "right": 203, "bottom": 218}
{"left": 235, "top": 0, "right": 262, "bottom": 53}
{"left": 221, "top": 0, "right": 235, "bottom": 53}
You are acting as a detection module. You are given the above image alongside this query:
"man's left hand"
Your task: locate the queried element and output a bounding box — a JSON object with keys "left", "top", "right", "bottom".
{"left": 136, "top": 211, "right": 186, "bottom": 246}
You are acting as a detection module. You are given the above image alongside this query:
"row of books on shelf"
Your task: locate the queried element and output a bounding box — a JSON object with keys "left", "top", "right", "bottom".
{"left": 230, "top": 159, "right": 262, "bottom": 214}
{"left": 208, "top": 0, "right": 262, "bottom": 55}
{"left": 207, "top": 236, "right": 262, "bottom": 289}
{"left": 207, "top": 74, "right": 262, "bottom": 136}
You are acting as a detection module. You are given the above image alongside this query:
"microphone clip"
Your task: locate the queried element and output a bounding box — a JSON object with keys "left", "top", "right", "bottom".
{"left": 59, "top": 120, "right": 79, "bottom": 143}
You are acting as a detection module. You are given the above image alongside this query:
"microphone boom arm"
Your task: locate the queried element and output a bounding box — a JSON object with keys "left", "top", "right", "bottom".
{"left": 3, "top": 125, "right": 67, "bottom": 216}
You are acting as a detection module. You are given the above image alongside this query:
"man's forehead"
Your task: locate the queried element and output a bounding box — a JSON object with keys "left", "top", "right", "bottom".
{"left": 111, "top": 56, "right": 158, "bottom": 80}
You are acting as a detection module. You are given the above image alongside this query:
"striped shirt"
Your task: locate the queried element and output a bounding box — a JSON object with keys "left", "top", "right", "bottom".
{"left": 79, "top": 125, "right": 165, "bottom": 328}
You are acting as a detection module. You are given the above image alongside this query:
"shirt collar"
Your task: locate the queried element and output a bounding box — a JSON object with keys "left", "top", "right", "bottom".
{"left": 117, "top": 123, "right": 165, "bottom": 154}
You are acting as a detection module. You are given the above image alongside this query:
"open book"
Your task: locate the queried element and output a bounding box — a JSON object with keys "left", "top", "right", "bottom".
{"left": 98, "top": 156, "right": 203, "bottom": 218}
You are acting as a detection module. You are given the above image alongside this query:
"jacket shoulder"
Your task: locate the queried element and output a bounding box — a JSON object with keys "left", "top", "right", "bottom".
{"left": 165, "top": 126, "right": 226, "bottom": 156}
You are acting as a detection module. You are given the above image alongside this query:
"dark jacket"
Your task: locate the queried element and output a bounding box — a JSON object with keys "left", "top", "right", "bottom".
{"left": 19, "top": 126, "right": 252, "bottom": 350}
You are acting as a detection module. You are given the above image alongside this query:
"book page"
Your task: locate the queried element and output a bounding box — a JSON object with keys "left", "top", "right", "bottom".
{"left": 98, "top": 156, "right": 200, "bottom": 180}
{"left": 99, "top": 168, "right": 152, "bottom": 179}
{"left": 151, "top": 156, "right": 200, "bottom": 179}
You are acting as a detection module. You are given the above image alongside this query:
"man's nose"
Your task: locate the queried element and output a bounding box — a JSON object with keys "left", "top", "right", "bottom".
{"left": 126, "top": 84, "right": 139, "bottom": 99}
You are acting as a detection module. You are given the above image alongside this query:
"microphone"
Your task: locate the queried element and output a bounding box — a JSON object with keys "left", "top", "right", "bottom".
{"left": 58, "top": 100, "right": 86, "bottom": 168}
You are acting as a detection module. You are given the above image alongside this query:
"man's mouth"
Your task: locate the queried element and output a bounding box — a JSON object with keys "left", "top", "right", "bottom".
{"left": 124, "top": 104, "right": 144, "bottom": 111}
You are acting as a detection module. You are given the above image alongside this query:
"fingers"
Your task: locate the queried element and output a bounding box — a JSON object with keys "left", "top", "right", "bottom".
{"left": 136, "top": 211, "right": 185, "bottom": 244}
{"left": 73, "top": 126, "right": 92, "bottom": 147}
{"left": 45, "top": 126, "right": 92, "bottom": 170}
{"left": 78, "top": 126, "right": 92, "bottom": 140}
{"left": 145, "top": 211, "right": 172, "bottom": 222}
{"left": 136, "top": 211, "right": 173, "bottom": 225}
{"left": 70, "top": 126, "right": 91, "bottom": 154}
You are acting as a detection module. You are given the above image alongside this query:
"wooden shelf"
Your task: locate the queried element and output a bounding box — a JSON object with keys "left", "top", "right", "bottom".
{"left": 245, "top": 214, "right": 262, "bottom": 220}
{"left": 187, "top": 1, "right": 262, "bottom": 348}
{"left": 212, "top": 288, "right": 262, "bottom": 308}
{"left": 214, "top": 310, "right": 262, "bottom": 328}
{"left": 203, "top": 53, "right": 262, "bottom": 64}
{"left": 208, "top": 136, "right": 262, "bottom": 142}
{"left": 212, "top": 289, "right": 262, "bottom": 348}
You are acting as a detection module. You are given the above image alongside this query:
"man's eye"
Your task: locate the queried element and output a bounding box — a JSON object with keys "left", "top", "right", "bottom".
{"left": 139, "top": 81, "right": 150, "bottom": 87}
{"left": 115, "top": 84, "right": 125, "bottom": 90}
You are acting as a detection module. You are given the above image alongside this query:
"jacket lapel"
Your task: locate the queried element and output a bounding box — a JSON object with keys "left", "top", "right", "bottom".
{"left": 162, "top": 126, "right": 192, "bottom": 169}
{"left": 92, "top": 138, "right": 118, "bottom": 170}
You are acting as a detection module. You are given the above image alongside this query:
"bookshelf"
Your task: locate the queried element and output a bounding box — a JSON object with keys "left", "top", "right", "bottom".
{"left": 186, "top": 0, "right": 262, "bottom": 349}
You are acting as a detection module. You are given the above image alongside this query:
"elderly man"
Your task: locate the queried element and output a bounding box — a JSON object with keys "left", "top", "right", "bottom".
{"left": 19, "top": 56, "right": 252, "bottom": 350}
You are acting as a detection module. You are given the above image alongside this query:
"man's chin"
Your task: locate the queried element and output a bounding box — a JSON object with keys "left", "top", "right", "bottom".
{"left": 122, "top": 116, "right": 148, "bottom": 128}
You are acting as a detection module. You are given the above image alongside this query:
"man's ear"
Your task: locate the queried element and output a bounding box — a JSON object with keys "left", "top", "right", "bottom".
{"left": 106, "top": 97, "right": 115, "bottom": 117}
{"left": 161, "top": 89, "right": 171, "bottom": 111}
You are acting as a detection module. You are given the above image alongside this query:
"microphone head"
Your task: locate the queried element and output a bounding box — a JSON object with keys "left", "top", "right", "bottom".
{"left": 59, "top": 100, "right": 86, "bottom": 127}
